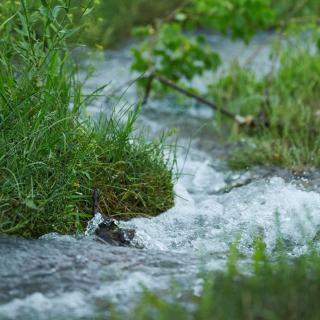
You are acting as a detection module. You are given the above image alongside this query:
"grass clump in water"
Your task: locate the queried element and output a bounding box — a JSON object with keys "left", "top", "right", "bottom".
{"left": 209, "top": 30, "right": 320, "bottom": 171}
{"left": 0, "top": 1, "right": 174, "bottom": 238}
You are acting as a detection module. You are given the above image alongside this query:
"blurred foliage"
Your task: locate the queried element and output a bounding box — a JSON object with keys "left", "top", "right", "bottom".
{"left": 70, "top": 0, "right": 185, "bottom": 49}
{"left": 131, "top": 0, "right": 276, "bottom": 89}
{"left": 131, "top": 23, "right": 221, "bottom": 85}
{"left": 191, "top": 0, "right": 275, "bottom": 41}
{"left": 74, "top": 0, "right": 320, "bottom": 49}
{"left": 272, "top": 0, "right": 320, "bottom": 24}
{"left": 111, "top": 236, "right": 320, "bottom": 320}
{"left": 127, "top": 0, "right": 320, "bottom": 170}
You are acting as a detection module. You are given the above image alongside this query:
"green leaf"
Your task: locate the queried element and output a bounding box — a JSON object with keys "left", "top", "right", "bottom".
{"left": 52, "top": 6, "right": 63, "bottom": 19}
{"left": 41, "top": 0, "right": 48, "bottom": 7}
{"left": 175, "top": 13, "right": 187, "bottom": 22}
{"left": 0, "top": 13, "right": 17, "bottom": 30}
{"left": 83, "top": 7, "right": 94, "bottom": 17}
{"left": 132, "top": 25, "right": 153, "bottom": 37}
{"left": 25, "top": 199, "right": 39, "bottom": 210}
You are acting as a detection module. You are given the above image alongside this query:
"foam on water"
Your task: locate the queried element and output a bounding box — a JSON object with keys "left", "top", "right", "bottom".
{"left": 0, "top": 292, "right": 91, "bottom": 320}
{"left": 122, "top": 165, "right": 320, "bottom": 257}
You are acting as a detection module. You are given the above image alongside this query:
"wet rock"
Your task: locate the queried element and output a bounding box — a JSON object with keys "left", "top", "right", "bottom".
{"left": 95, "top": 217, "right": 135, "bottom": 247}
{"left": 89, "top": 189, "right": 136, "bottom": 246}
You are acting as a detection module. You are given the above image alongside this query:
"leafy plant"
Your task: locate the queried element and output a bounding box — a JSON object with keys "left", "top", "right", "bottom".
{"left": 131, "top": 0, "right": 275, "bottom": 89}
{"left": 191, "top": 0, "right": 274, "bottom": 41}
{"left": 132, "top": 23, "right": 221, "bottom": 86}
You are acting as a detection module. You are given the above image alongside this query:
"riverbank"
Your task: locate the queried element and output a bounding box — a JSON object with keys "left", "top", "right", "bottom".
{"left": 75, "top": 0, "right": 320, "bottom": 49}
{"left": 210, "top": 31, "right": 320, "bottom": 171}
{"left": 118, "top": 0, "right": 320, "bottom": 172}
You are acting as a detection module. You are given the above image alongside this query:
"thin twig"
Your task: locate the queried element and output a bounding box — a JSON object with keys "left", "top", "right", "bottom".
{"left": 142, "top": 74, "right": 154, "bottom": 105}
{"left": 108, "top": 72, "right": 147, "bottom": 97}
{"left": 92, "top": 188, "right": 99, "bottom": 216}
{"left": 109, "top": 72, "right": 263, "bottom": 127}
{"left": 152, "top": 74, "right": 250, "bottom": 125}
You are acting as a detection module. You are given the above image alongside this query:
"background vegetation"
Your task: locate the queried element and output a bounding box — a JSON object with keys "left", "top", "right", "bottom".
{"left": 210, "top": 39, "right": 320, "bottom": 170}
{"left": 71, "top": 0, "right": 320, "bottom": 49}
{"left": 127, "top": 0, "right": 320, "bottom": 171}
{"left": 70, "top": 0, "right": 320, "bottom": 49}
{"left": 74, "top": 0, "right": 185, "bottom": 48}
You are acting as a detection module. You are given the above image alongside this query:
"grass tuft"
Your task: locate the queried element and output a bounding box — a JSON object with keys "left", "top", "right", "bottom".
{"left": 0, "top": 0, "right": 174, "bottom": 238}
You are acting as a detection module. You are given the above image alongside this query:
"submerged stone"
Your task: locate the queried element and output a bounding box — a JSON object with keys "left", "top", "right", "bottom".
{"left": 94, "top": 216, "right": 135, "bottom": 246}
{"left": 89, "top": 189, "right": 136, "bottom": 246}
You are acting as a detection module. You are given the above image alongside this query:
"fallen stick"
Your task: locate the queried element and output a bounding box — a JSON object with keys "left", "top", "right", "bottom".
{"left": 108, "top": 72, "right": 147, "bottom": 97}
{"left": 143, "top": 73, "right": 254, "bottom": 126}
{"left": 142, "top": 74, "right": 154, "bottom": 105}
{"left": 92, "top": 188, "right": 100, "bottom": 216}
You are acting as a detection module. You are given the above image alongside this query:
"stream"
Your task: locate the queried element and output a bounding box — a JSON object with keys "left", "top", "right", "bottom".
{"left": 1, "top": 34, "right": 320, "bottom": 320}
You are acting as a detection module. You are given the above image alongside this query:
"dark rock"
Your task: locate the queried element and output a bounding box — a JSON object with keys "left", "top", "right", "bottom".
{"left": 90, "top": 189, "right": 137, "bottom": 247}
{"left": 95, "top": 217, "right": 135, "bottom": 247}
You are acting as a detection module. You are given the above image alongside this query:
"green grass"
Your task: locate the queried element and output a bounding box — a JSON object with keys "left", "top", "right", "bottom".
{"left": 0, "top": 0, "right": 174, "bottom": 238}
{"left": 112, "top": 238, "right": 320, "bottom": 320}
{"left": 208, "top": 31, "right": 320, "bottom": 171}
{"left": 272, "top": 0, "right": 320, "bottom": 25}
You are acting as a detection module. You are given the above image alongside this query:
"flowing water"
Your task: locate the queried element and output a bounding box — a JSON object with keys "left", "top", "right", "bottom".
{"left": 1, "top": 34, "right": 320, "bottom": 320}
